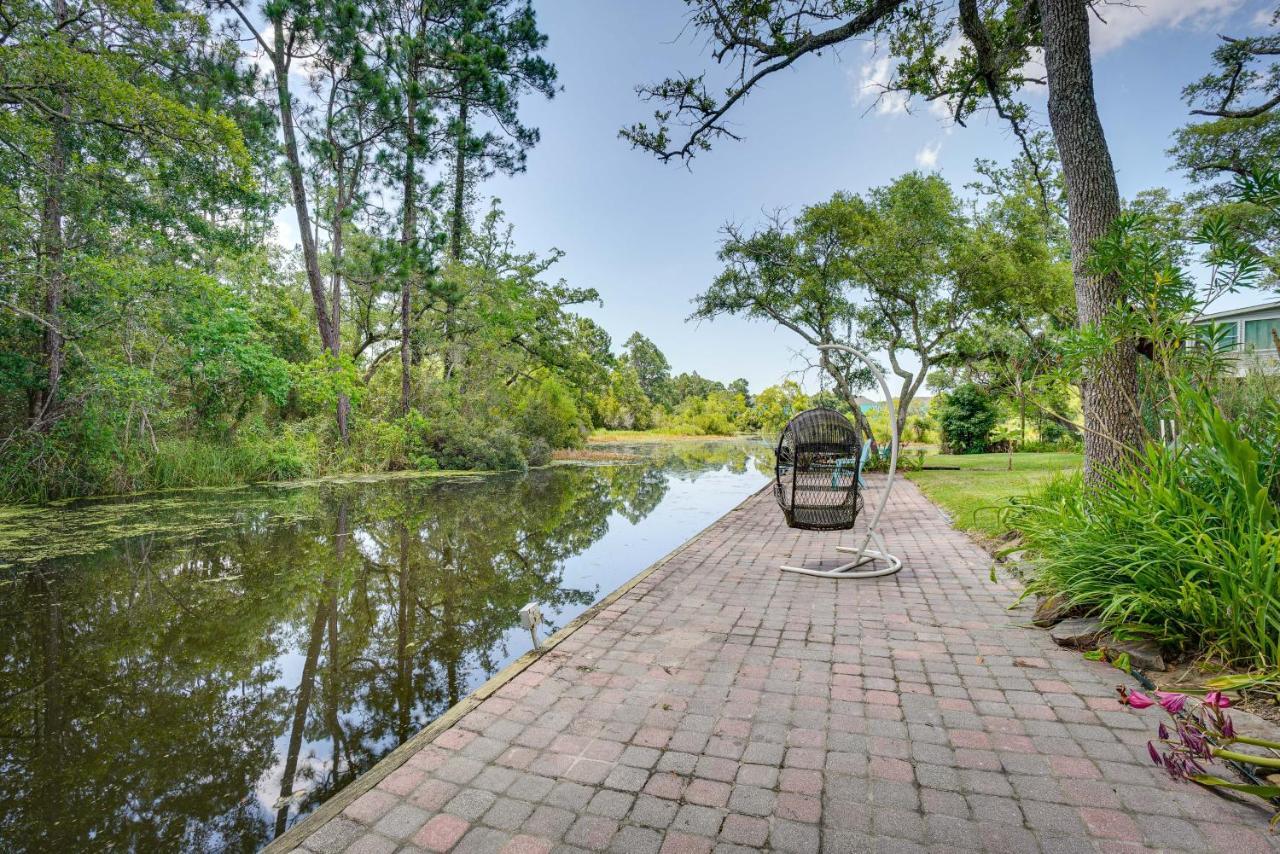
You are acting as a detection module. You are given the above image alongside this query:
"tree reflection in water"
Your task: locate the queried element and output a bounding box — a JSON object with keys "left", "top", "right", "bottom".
{"left": 0, "top": 442, "right": 766, "bottom": 852}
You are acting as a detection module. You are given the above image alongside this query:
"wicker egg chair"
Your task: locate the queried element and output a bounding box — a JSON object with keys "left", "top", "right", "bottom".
{"left": 775, "top": 343, "right": 903, "bottom": 580}
{"left": 774, "top": 407, "right": 864, "bottom": 531}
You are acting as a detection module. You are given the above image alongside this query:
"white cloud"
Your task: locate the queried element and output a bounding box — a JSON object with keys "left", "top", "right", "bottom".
{"left": 852, "top": 53, "right": 909, "bottom": 115}
{"left": 915, "top": 141, "right": 942, "bottom": 168}
{"left": 1089, "top": 0, "right": 1244, "bottom": 54}
{"left": 851, "top": 1, "right": 1249, "bottom": 115}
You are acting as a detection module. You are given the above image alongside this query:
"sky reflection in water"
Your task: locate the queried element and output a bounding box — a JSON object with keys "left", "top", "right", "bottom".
{"left": 0, "top": 441, "right": 769, "bottom": 852}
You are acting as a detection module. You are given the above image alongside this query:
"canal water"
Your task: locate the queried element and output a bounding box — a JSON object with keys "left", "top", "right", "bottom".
{"left": 0, "top": 440, "right": 769, "bottom": 852}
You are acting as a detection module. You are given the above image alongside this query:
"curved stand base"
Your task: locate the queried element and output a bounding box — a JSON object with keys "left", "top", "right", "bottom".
{"left": 779, "top": 531, "right": 903, "bottom": 579}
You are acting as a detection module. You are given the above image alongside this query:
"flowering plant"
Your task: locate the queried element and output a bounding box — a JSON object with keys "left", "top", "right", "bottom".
{"left": 1119, "top": 686, "right": 1280, "bottom": 827}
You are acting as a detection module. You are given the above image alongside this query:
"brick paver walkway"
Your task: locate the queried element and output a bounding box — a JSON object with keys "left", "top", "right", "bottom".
{"left": 290, "top": 478, "right": 1280, "bottom": 853}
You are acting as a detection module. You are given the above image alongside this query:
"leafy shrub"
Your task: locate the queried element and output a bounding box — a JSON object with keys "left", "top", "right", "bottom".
{"left": 524, "top": 437, "right": 553, "bottom": 467}
{"left": 480, "top": 427, "right": 527, "bottom": 471}
{"left": 518, "top": 377, "right": 584, "bottom": 448}
{"left": 1011, "top": 387, "right": 1280, "bottom": 669}
{"left": 937, "top": 384, "right": 998, "bottom": 453}
{"left": 1039, "top": 415, "right": 1072, "bottom": 443}
{"left": 247, "top": 426, "right": 313, "bottom": 480}
{"left": 429, "top": 423, "right": 526, "bottom": 472}
{"left": 1019, "top": 436, "right": 1082, "bottom": 454}
{"left": 343, "top": 418, "right": 411, "bottom": 472}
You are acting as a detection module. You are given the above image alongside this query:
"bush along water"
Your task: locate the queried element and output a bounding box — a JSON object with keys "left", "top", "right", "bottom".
{"left": 1012, "top": 384, "right": 1280, "bottom": 671}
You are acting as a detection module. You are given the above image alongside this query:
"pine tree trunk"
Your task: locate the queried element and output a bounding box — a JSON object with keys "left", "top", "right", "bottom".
{"left": 1040, "top": 0, "right": 1141, "bottom": 480}
{"left": 443, "top": 97, "right": 468, "bottom": 382}
{"left": 400, "top": 85, "right": 418, "bottom": 417}
{"left": 33, "top": 0, "right": 69, "bottom": 431}
{"left": 273, "top": 21, "right": 349, "bottom": 443}
{"left": 274, "top": 597, "right": 327, "bottom": 838}
{"left": 450, "top": 99, "right": 468, "bottom": 262}
{"left": 35, "top": 120, "right": 66, "bottom": 430}
{"left": 331, "top": 180, "right": 350, "bottom": 442}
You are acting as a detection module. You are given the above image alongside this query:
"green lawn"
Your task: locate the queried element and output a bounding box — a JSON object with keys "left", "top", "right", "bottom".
{"left": 904, "top": 452, "right": 1082, "bottom": 539}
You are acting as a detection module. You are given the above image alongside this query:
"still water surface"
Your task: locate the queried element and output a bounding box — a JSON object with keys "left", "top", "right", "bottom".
{"left": 0, "top": 441, "right": 769, "bottom": 852}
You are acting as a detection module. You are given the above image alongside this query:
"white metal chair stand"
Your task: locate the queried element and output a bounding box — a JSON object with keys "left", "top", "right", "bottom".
{"left": 780, "top": 343, "right": 903, "bottom": 580}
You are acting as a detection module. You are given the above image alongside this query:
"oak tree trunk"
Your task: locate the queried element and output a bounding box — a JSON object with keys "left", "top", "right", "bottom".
{"left": 1040, "top": 0, "right": 1142, "bottom": 479}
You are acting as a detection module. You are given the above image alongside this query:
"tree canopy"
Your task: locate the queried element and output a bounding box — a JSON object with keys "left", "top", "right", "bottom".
{"left": 624, "top": 0, "right": 1153, "bottom": 478}
{"left": 696, "top": 172, "right": 1068, "bottom": 438}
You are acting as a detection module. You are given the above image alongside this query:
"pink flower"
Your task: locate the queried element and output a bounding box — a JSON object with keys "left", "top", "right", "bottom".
{"left": 1155, "top": 691, "right": 1187, "bottom": 713}
{"left": 1203, "top": 691, "right": 1232, "bottom": 709}
{"left": 1127, "top": 691, "right": 1155, "bottom": 709}
{"left": 1117, "top": 686, "right": 1155, "bottom": 708}
{"left": 1147, "top": 741, "right": 1162, "bottom": 765}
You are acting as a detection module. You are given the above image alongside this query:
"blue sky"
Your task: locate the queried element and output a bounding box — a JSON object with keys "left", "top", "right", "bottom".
{"left": 272, "top": 1, "right": 1276, "bottom": 395}
{"left": 485, "top": 0, "right": 1276, "bottom": 395}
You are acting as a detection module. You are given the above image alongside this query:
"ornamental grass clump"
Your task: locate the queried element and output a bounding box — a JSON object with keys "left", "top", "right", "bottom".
{"left": 1013, "top": 386, "right": 1280, "bottom": 670}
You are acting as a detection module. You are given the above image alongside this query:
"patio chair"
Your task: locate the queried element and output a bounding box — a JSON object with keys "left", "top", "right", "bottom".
{"left": 773, "top": 343, "right": 902, "bottom": 580}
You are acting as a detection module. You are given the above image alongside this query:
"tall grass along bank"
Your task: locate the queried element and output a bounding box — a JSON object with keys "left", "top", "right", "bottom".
{"left": 1011, "top": 391, "right": 1280, "bottom": 670}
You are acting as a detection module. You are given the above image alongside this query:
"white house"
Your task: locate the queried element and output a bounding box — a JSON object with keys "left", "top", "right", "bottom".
{"left": 1192, "top": 298, "right": 1280, "bottom": 375}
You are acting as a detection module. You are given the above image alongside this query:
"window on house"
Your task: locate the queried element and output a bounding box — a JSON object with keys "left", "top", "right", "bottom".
{"left": 1191, "top": 321, "right": 1238, "bottom": 350}
{"left": 1243, "top": 317, "right": 1280, "bottom": 353}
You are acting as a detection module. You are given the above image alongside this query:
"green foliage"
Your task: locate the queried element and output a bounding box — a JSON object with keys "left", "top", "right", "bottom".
{"left": 524, "top": 437, "right": 553, "bottom": 468}
{"left": 517, "top": 376, "right": 585, "bottom": 449}
{"left": 669, "top": 371, "right": 727, "bottom": 405}
{"left": 0, "top": 413, "right": 321, "bottom": 503}
{"left": 904, "top": 412, "right": 938, "bottom": 444}
{"left": 746, "top": 381, "right": 812, "bottom": 438}
{"left": 0, "top": 0, "right": 591, "bottom": 502}
{"left": 937, "top": 384, "right": 998, "bottom": 453}
{"left": 622, "top": 332, "right": 673, "bottom": 405}
{"left": 1019, "top": 435, "right": 1082, "bottom": 454}
{"left": 656, "top": 389, "right": 746, "bottom": 436}
{"left": 290, "top": 353, "right": 363, "bottom": 417}
{"left": 171, "top": 280, "right": 293, "bottom": 426}
{"left": 441, "top": 424, "right": 526, "bottom": 472}
{"left": 595, "top": 361, "right": 655, "bottom": 431}
{"left": 1171, "top": 9, "right": 1280, "bottom": 276}
{"left": 995, "top": 167, "right": 1280, "bottom": 674}
{"left": 1012, "top": 387, "right": 1280, "bottom": 669}
{"left": 697, "top": 171, "right": 1065, "bottom": 441}
{"left": 904, "top": 451, "right": 1082, "bottom": 538}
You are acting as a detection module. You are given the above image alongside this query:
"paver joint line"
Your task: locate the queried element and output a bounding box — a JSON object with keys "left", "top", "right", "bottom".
{"left": 278, "top": 478, "right": 1280, "bottom": 853}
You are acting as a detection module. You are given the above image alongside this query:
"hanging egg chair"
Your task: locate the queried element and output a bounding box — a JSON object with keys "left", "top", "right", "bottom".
{"left": 775, "top": 343, "right": 903, "bottom": 580}
{"left": 774, "top": 408, "right": 863, "bottom": 531}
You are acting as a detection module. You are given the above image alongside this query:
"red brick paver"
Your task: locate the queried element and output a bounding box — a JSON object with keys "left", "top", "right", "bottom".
{"left": 293, "top": 479, "right": 1280, "bottom": 852}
